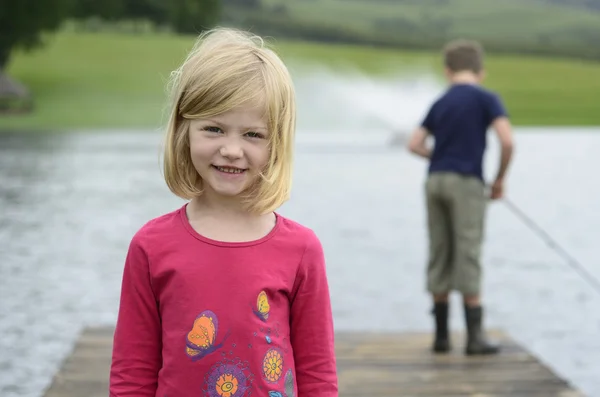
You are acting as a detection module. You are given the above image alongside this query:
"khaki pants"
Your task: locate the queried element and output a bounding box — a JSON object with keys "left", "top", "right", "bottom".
{"left": 425, "top": 172, "right": 486, "bottom": 295}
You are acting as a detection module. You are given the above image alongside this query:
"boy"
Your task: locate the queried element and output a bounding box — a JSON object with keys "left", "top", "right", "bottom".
{"left": 407, "top": 39, "right": 514, "bottom": 355}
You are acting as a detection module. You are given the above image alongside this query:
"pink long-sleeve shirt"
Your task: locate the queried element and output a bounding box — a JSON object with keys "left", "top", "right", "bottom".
{"left": 109, "top": 204, "right": 338, "bottom": 397}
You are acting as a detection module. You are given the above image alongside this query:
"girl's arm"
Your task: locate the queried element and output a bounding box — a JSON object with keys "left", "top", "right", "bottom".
{"left": 109, "top": 234, "right": 162, "bottom": 396}
{"left": 290, "top": 231, "right": 338, "bottom": 397}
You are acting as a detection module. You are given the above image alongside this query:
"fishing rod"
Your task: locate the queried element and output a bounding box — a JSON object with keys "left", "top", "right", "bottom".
{"left": 502, "top": 197, "right": 600, "bottom": 295}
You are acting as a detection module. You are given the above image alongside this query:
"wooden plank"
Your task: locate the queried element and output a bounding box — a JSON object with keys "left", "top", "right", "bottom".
{"left": 43, "top": 327, "right": 586, "bottom": 397}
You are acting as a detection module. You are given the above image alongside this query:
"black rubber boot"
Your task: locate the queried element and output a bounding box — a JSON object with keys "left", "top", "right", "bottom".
{"left": 464, "top": 305, "right": 500, "bottom": 355}
{"left": 431, "top": 302, "right": 451, "bottom": 353}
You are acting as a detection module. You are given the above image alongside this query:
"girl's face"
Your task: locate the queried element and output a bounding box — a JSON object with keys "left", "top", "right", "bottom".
{"left": 188, "top": 104, "right": 270, "bottom": 200}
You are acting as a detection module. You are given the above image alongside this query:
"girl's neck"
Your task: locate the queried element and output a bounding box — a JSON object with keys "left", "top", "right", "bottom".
{"left": 189, "top": 193, "right": 251, "bottom": 221}
{"left": 186, "top": 194, "right": 276, "bottom": 243}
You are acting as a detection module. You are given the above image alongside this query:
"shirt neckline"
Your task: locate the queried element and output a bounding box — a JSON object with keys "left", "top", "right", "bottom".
{"left": 178, "top": 203, "right": 281, "bottom": 247}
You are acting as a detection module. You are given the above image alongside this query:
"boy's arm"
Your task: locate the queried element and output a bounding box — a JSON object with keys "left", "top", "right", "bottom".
{"left": 486, "top": 93, "right": 514, "bottom": 199}
{"left": 407, "top": 126, "right": 431, "bottom": 159}
{"left": 491, "top": 116, "right": 514, "bottom": 183}
{"left": 290, "top": 232, "right": 338, "bottom": 397}
{"left": 110, "top": 235, "right": 162, "bottom": 396}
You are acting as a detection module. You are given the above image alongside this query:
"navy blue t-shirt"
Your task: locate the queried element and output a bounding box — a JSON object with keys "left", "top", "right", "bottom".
{"left": 421, "top": 83, "right": 508, "bottom": 181}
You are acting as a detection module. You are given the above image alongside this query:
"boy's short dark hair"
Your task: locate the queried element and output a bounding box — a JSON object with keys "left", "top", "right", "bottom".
{"left": 443, "top": 39, "right": 484, "bottom": 74}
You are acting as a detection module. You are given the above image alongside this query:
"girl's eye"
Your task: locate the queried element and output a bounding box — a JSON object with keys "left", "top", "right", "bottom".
{"left": 245, "top": 131, "right": 264, "bottom": 139}
{"left": 204, "top": 126, "right": 222, "bottom": 133}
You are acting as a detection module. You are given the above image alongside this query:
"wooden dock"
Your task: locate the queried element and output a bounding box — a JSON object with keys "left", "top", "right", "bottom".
{"left": 43, "top": 327, "right": 585, "bottom": 397}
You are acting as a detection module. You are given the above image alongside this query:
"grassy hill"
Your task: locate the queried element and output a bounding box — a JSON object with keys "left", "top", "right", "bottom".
{"left": 225, "top": 0, "right": 600, "bottom": 61}
{"left": 1, "top": 30, "right": 599, "bottom": 131}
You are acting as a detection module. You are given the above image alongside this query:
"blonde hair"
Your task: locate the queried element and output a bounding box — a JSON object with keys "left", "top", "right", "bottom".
{"left": 163, "top": 27, "right": 296, "bottom": 215}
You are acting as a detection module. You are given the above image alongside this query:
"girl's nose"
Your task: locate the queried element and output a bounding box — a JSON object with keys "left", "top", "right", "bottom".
{"left": 219, "top": 141, "right": 243, "bottom": 159}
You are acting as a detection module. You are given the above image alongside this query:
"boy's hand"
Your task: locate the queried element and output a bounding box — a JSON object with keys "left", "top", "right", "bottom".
{"left": 407, "top": 127, "right": 431, "bottom": 159}
{"left": 490, "top": 179, "right": 504, "bottom": 200}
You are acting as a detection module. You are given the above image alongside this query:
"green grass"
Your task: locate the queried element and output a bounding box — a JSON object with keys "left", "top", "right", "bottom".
{"left": 254, "top": 0, "right": 600, "bottom": 58}
{"left": 2, "top": 30, "right": 600, "bottom": 131}
{"left": 2, "top": 32, "right": 191, "bottom": 131}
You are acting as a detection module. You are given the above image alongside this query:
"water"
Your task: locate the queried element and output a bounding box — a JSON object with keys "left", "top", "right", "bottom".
{"left": 1, "top": 70, "right": 600, "bottom": 396}
{"left": 292, "top": 64, "right": 443, "bottom": 133}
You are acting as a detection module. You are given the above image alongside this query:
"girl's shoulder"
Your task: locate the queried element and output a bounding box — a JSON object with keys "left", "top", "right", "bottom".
{"left": 275, "top": 212, "right": 316, "bottom": 234}
{"left": 129, "top": 205, "right": 186, "bottom": 246}
{"left": 273, "top": 213, "right": 323, "bottom": 250}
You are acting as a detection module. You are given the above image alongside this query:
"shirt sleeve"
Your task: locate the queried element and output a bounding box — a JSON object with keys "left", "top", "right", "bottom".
{"left": 290, "top": 231, "right": 338, "bottom": 397}
{"left": 486, "top": 92, "right": 509, "bottom": 124}
{"left": 109, "top": 233, "right": 162, "bottom": 396}
{"left": 421, "top": 102, "right": 436, "bottom": 132}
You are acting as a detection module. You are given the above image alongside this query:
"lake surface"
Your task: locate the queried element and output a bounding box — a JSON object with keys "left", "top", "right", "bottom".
{"left": 1, "top": 127, "right": 600, "bottom": 397}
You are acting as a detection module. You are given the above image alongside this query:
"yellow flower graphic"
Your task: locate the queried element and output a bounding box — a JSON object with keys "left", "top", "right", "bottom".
{"left": 215, "top": 373, "right": 238, "bottom": 397}
{"left": 262, "top": 348, "right": 284, "bottom": 382}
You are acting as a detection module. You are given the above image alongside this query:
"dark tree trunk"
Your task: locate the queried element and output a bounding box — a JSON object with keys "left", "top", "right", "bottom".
{"left": 0, "top": 45, "right": 11, "bottom": 71}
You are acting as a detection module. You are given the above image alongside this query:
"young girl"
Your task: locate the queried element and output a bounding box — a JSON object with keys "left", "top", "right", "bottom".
{"left": 109, "top": 28, "right": 338, "bottom": 396}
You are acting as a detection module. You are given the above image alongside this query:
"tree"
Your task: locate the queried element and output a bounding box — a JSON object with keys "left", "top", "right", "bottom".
{"left": 0, "top": 0, "right": 222, "bottom": 71}
{"left": 121, "top": 0, "right": 169, "bottom": 26}
{"left": 119, "top": 0, "right": 222, "bottom": 34}
{"left": 72, "top": 0, "right": 125, "bottom": 20}
{"left": 222, "top": 0, "right": 261, "bottom": 8}
{"left": 0, "top": 0, "right": 75, "bottom": 70}
{"left": 167, "top": 0, "right": 222, "bottom": 34}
